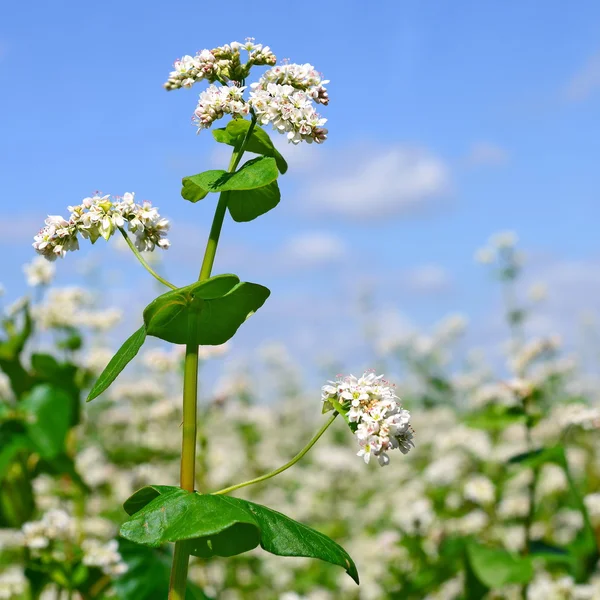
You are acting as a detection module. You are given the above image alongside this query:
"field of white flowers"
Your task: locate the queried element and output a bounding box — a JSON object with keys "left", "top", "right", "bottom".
{"left": 1, "top": 233, "right": 599, "bottom": 600}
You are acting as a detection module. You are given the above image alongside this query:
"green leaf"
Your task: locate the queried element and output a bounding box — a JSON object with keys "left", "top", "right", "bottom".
{"left": 225, "top": 496, "right": 359, "bottom": 584}
{"left": 181, "top": 156, "right": 279, "bottom": 203}
{"left": 529, "top": 541, "right": 574, "bottom": 567}
{"left": 120, "top": 487, "right": 261, "bottom": 558}
{"left": 87, "top": 326, "right": 147, "bottom": 402}
{"left": 508, "top": 446, "right": 564, "bottom": 469}
{"left": 181, "top": 177, "right": 210, "bottom": 203}
{"left": 213, "top": 120, "right": 288, "bottom": 174}
{"left": 225, "top": 180, "right": 281, "bottom": 222}
{"left": 465, "top": 405, "right": 526, "bottom": 431}
{"left": 466, "top": 541, "right": 533, "bottom": 588}
{"left": 115, "top": 539, "right": 212, "bottom": 600}
{"left": 143, "top": 274, "right": 270, "bottom": 345}
{"left": 21, "top": 384, "right": 73, "bottom": 459}
{"left": 0, "top": 434, "right": 30, "bottom": 480}
{"left": 121, "top": 486, "right": 359, "bottom": 583}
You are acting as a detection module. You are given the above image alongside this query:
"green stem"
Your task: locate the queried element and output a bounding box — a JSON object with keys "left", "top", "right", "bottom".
{"left": 169, "top": 116, "right": 256, "bottom": 598}
{"left": 212, "top": 412, "right": 339, "bottom": 496}
{"left": 118, "top": 228, "right": 177, "bottom": 290}
{"left": 169, "top": 321, "right": 199, "bottom": 600}
{"left": 198, "top": 116, "right": 257, "bottom": 281}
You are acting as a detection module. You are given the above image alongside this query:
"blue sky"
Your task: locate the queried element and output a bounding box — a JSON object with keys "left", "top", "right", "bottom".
{"left": 1, "top": 0, "right": 599, "bottom": 379}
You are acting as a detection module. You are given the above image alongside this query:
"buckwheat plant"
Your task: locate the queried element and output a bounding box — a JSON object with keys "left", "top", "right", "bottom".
{"left": 32, "top": 40, "right": 413, "bottom": 598}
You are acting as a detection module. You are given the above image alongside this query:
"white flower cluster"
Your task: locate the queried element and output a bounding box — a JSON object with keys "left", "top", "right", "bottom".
{"left": 0, "top": 567, "right": 26, "bottom": 600}
{"left": 33, "top": 286, "right": 123, "bottom": 331}
{"left": 22, "top": 509, "right": 75, "bottom": 551}
{"left": 252, "top": 63, "right": 329, "bottom": 106}
{"left": 193, "top": 84, "right": 249, "bottom": 130}
{"left": 23, "top": 256, "right": 56, "bottom": 287}
{"left": 249, "top": 82, "right": 328, "bottom": 144}
{"left": 164, "top": 39, "right": 276, "bottom": 91}
{"left": 33, "top": 193, "right": 170, "bottom": 261}
{"left": 82, "top": 538, "right": 128, "bottom": 576}
{"left": 166, "top": 41, "right": 329, "bottom": 144}
{"left": 321, "top": 371, "right": 414, "bottom": 466}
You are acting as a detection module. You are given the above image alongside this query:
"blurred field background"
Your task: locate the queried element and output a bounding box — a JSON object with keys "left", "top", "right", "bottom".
{"left": 1, "top": 1, "right": 600, "bottom": 598}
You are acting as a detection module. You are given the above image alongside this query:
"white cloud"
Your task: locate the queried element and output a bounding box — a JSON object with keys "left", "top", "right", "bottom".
{"left": 564, "top": 51, "right": 600, "bottom": 102}
{"left": 279, "top": 231, "right": 347, "bottom": 268}
{"left": 464, "top": 142, "right": 509, "bottom": 167}
{"left": 404, "top": 264, "right": 452, "bottom": 294}
{"left": 302, "top": 145, "right": 450, "bottom": 220}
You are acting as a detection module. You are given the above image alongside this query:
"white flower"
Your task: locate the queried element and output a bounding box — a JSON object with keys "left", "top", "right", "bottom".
{"left": 22, "top": 509, "right": 76, "bottom": 554}
{"left": 321, "top": 371, "right": 414, "bottom": 466}
{"left": 528, "top": 282, "right": 548, "bottom": 303}
{"left": 193, "top": 85, "right": 249, "bottom": 131}
{"left": 463, "top": 475, "right": 495, "bottom": 505}
{"left": 474, "top": 247, "right": 495, "bottom": 264}
{"left": 23, "top": 256, "right": 56, "bottom": 287}
{"left": 253, "top": 63, "right": 329, "bottom": 105}
{"left": 557, "top": 403, "right": 600, "bottom": 431}
{"left": 490, "top": 230, "right": 518, "bottom": 249}
{"left": 164, "top": 40, "right": 276, "bottom": 91}
{"left": 249, "top": 83, "right": 328, "bottom": 144}
{"left": 33, "top": 193, "right": 170, "bottom": 261}
{"left": 82, "top": 538, "right": 128, "bottom": 576}
{"left": 0, "top": 567, "right": 27, "bottom": 599}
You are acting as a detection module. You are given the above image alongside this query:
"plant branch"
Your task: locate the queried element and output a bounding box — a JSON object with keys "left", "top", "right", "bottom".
{"left": 212, "top": 412, "right": 339, "bottom": 496}
{"left": 118, "top": 228, "right": 177, "bottom": 290}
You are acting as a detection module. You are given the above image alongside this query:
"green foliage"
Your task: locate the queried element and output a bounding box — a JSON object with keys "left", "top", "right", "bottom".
{"left": 87, "top": 326, "right": 146, "bottom": 402}
{"left": 143, "top": 275, "right": 270, "bottom": 345}
{"left": 213, "top": 119, "right": 288, "bottom": 174}
{"left": 181, "top": 157, "right": 279, "bottom": 202}
{"left": 466, "top": 541, "right": 533, "bottom": 588}
{"left": 21, "top": 384, "right": 73, "bottom": 459}
{"left": 121, "top": 485, "right": 359, "bottom": 583}
{"left": 224, "top": 180, "right": 281, "bottom": 222}
{"left": 465, "top": 404, "right": 526, "bottom": 431}
{"left": 115, "top": 539, "right": 212, "bottom": 600}
{"left": 508, "top": 444, "right": 599, "bottom": 581}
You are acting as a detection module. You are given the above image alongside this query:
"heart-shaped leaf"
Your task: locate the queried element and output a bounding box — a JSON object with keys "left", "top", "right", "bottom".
{"left": 213, "top": 120, "right": 288, "bottom": 174}
{"left": 87, "top": 326, "right": 147, "bottom": 402}
{"left": 143, "top": 274, "right": 270, "bottom": 346}
{"left": 225, "top": 181, "right": 281, "bottom": 222}
{"left": 181, "top": 157, "right": 278, "bottom": 203}
{"left": 121, "top": 486, "right": 359, "bottom": 583}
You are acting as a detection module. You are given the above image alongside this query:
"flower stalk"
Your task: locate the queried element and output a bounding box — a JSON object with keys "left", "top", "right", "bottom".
{"left": 118, "top": 228, "right": 177, "bottom": 290}
{"left": 212, "top": 412, "right": 339, "bottom": 496}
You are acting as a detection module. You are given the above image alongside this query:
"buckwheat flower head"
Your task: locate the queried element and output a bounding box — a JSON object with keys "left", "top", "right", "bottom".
{"left": 253, "top": 63, "right": 330, "bottom": 105}
{"left": 249, "top": 83, "right": 328, "bottom": 144}
{"left": 33, "top": 192, "right": 170, "bottom": 261}
{"left": 321, "top": 371, "right": 414, "bottom": 466}
{"left": 164, "top": 39, "right": 276, "bottom": 91}
{"left": 193, "top": 84, "right": 249, "bottom": 131}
